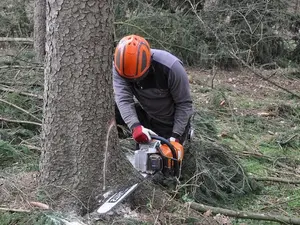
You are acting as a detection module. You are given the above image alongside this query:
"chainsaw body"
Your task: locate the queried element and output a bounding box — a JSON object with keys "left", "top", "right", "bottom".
{"left": 98, "top": 135, "right": 184, "bottom": 214}
{"left": 134, "top": 136, "right": 183, "bottom": 177}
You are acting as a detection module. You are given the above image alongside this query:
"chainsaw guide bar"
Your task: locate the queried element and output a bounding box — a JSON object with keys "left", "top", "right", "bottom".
{"left": 97, "top": 183, "right": 139, "bottom": 214}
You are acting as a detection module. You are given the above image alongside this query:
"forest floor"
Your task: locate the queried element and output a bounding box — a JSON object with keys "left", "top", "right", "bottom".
{"left": 0, "top": 45, "right": 300, "bottom": 224}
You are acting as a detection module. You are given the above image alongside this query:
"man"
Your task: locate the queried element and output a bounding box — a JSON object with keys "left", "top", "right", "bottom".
{"left": 113, "top": 34, "right": 193, "bottom": 146}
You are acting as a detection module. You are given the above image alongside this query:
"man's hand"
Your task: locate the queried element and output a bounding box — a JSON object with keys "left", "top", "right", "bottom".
{"left": 132, "top": 125, "right": 156, "bottom": 143}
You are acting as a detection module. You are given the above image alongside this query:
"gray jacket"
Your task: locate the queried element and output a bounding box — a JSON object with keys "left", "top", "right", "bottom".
{"left": 113, "top": 49, "right": 193, "bottom": 136}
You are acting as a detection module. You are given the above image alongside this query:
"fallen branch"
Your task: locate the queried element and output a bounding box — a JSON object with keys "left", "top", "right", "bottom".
{"left": 0, "top": 81, "right": 43, "bottom": 87}
{"left": 252, "top": 176, "right": 300, "bottom": 184}
{"left": 232, "top": 134, "right": 261, "bottom": 153}
{"left": 0, "top": 98, "right": 42, "bottom": 122}
{"left": 0, "top": 65, "right": 43, "bottom": 70}
{"left": 0, "top": 37, "right": 33, "bottom": 44}
{"left": 0, "top": 117, "right": 42, "bottom": 126}
{"left": 188, "top": 202, "right": 300, "bottom": 224}
{"left": 0, "top": 86, "right": 43, "bottom": 99}
{"left": 20, "top": 144, "right": 42, "bottom": 151}
{"left": 266, "top": 167, "right": 300, "bottom": 178}
{"left": 236, "top": 150, "right": 299, "bottom": 174}
{"left": 0, "top": 207, "right": 31, "bottom": 213}
{"left": 231, "top": 55, "right": 300, "bottom": 99}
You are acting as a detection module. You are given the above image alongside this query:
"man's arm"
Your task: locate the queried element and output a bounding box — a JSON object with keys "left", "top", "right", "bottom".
{"left": 168, "top": 60, "right": 193, "bottom": 137}
{"left": 113, "top": 67, "right": 140, "bottom": 130}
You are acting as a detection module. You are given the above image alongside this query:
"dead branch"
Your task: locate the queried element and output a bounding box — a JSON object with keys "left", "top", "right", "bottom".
{"left": 188, "top": 202, "right": 300, "bottom": 224}
{"left": 252, "top": 176, "right": 300, "bottom": 184}
{"left": 0, "top": 207, "right": 31, "bottom": 213}
{"left": 0, "top": 98, "right": 42, "bottom": 122}
{"left": 266, "top": 167, "right": 300, "bottom": 178}
{"left": 235, "top": 150, "right": 300, "bottom": 175}
{"left": 228, "top": 52, "right": 300, "bottom": 99}
{"left": 20, "top": 144, "right": 42, "bottom": 151}
{"left": 0, "top": 37, "right": 33, "bottom": 44}
{"left": 232, "top": 134, "right": 261, "bottom": 153}
{"left": 0, "top": 117, "right": 42, "bottom": 126}
{"left": 0, "top": 65, "right": 43, "bottom": 70}
{"left": 211, "top": 64, "right": 217, "bottom": 89}
{"left": 0, "top": 86, "right": 43, "bottom": 99}
{"left": 0, "top": 81, "right": 43, "bottom": 87}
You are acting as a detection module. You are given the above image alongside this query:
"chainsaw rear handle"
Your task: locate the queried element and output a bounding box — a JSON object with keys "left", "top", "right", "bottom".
{"left": 150, "top": 135, "right": 180, "bottom": 178}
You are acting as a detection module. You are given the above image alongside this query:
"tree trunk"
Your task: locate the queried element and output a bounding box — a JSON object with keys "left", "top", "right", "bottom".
{"left": 33, "top": 0, "right": 46, "bottom": 63}
{"left": 39, "top": 0, "right": 142, "bottom": 215}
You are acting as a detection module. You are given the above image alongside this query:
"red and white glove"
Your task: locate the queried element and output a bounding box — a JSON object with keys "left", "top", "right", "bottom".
{"left": 132, "top": 125, "right": 156, "bottom": 143}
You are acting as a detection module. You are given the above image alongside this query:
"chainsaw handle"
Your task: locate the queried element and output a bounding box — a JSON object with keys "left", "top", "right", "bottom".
{"left": 150, "top": 135, "right": 180, "bottom": 177}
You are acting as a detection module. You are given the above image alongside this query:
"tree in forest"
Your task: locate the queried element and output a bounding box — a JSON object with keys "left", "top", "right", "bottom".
{"left": 39, "top": 0, "right": 144, "bottom": 215}
{"left": 33, "top": 0, "right": 46, "bottom": 63}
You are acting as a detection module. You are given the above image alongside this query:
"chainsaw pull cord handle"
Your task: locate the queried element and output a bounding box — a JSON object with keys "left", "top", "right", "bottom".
{"left": 150, "top": 135, "right": 180, "bottom": 178}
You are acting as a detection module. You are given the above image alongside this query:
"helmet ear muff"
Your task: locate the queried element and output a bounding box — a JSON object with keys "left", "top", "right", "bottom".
{"left": 114, "top": 35, "right": 151, "bottom": 80}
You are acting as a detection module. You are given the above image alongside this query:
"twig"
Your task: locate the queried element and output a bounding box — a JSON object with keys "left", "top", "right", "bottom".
{"left": 236, "top": 151, "right": 300, "bottom": 174}
{"left": 238, "top": 151, "right": 264, "bottom": 157}
{"left": 0, "top": 117, "right": 42, "bottom": 126}
{"left": 0, "top": 207, "right": 31, "bottom": 213}
{"left": 266, "top": 167, "right": 300, "bottom": 178}
{"left": 20, "top": 144, "right": 42, "bottom": 151}
{"left": 0, "top": 81, "right": 43, "bottom": 87}
{"left": 252, "top": 176, "right": 300, "bottom": 184}
{"left": 232, "top": 134, "right": 261, "bottom": 153}
{"left": 0, "top": 37, "right": 33, "bottom": 43}
{"left": 229, "top": 53, "right": 300, "bottom": 99}
{"left": 0, "top": 86, "right": 43, "bottom": 99}
{"left": 188, "top": 202, "right": 300, "bottom": 224}
{"left": 0, "top": 98, "right": 42, "bottom": 122}
{"left": 211, "top": 64, "right": 217, "bottom": 89}
{"left": 0, "top": 65, "right": 43, "bottom": 70}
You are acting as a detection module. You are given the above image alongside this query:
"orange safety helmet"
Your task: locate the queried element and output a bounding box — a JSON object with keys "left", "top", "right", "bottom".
{"left": 114, "top": 35, "right": 151, "bottom": 80}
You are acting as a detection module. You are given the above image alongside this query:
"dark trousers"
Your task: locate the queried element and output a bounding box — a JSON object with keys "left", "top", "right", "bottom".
{"left": 115, "top": 103, "right": 190, "bottom": 144}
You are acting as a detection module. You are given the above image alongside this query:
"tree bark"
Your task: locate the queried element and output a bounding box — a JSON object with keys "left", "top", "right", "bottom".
{"left": 39, "top": 0, "right": 143, "bottom": 215}
{"left": 34, "top": 0, "right": 46, "bottom": 63}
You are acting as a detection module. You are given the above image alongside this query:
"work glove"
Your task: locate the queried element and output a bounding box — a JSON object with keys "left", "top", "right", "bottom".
{"left": 169, "top": 132, "right": 181, "bottom": 143}
{"left": 169, "top": 137, "right": 180, "bottom": 143}
{"left": 132, "top": 125, "right": 156, "bottom": 143}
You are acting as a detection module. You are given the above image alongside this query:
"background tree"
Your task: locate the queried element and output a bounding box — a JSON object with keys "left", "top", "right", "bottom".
{"left": 33, "top": 0, "right": 45, "bottom": 63}
{"left": 39, "top": 0, "right": 142, "bottom": 215}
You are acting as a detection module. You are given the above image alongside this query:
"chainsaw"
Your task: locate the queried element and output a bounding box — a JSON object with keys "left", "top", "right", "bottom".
{"left": 97, "top": 135, "right": 184, "bottom": 214}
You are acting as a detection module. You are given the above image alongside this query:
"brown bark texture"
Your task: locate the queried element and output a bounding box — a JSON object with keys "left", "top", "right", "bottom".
{"left": 34, "top": 0, "right": 46, "bottom": 63}
{"left": 40, "top": 0, "right": 141, "bottom": 215}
